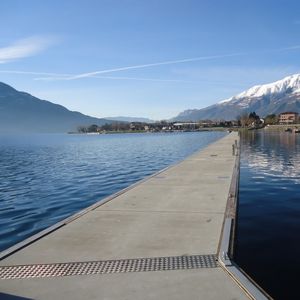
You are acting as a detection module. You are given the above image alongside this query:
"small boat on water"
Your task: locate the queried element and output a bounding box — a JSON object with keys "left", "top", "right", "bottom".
{"left": 294, "top": 128, "right": 300, "bottom": 133}
{"left": 285, "top": 128, "right": 292, "bottom": 132}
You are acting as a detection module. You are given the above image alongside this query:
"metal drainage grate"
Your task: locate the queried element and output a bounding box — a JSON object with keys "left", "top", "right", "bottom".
{"left": 0, "top": 254, "right": 217, "bottom": 279}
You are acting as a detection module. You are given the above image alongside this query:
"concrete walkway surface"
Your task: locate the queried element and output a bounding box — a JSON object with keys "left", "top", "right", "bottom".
{"left": 0, "top": 132, "right": 250, "bottom": 300}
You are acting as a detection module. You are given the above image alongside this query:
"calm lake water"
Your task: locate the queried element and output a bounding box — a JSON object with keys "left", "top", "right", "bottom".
{"left": 235, "top": 131, "right": 300, "bottom": 300}
{"left": 0, "top": 131, "right": 226, "bottom": 252}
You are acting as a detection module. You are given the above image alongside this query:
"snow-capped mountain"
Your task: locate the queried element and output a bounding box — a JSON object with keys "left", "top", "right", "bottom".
{"left": 173, "top": 74, "right": 300, "bottom": 121}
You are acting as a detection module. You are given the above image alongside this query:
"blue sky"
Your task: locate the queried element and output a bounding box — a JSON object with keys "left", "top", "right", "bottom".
{"left": 1, "top": 0, "right": 300, "bottom": 120}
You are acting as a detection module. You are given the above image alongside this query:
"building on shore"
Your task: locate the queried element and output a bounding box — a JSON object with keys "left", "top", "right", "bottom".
{"left": 278, "top": 112, "right": 299, "bottom": 124}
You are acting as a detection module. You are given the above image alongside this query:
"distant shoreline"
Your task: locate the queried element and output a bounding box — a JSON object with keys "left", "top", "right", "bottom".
{"left": 69, "top": 127, "right": 235, "bottom": 135}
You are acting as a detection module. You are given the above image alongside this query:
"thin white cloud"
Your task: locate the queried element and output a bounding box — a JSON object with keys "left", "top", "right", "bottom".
{"left": 0, "top": 36, "right": 56, "bottom": 63}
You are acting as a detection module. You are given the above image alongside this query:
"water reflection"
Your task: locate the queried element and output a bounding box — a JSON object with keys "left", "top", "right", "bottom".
{"left": 241, "top": 131, "right": 300, "bottom": 183}
{"left": 236, "top": 130, "right": 300, "bottom": 299}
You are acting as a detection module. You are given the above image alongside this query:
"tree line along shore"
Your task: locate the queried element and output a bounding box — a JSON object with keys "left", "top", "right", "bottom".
{"left": 74, "top": 111, "right": 300, "bottom": 134}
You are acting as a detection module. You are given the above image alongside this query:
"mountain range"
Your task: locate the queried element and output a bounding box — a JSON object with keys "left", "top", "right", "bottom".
{"left": 104, "top": 116, "right": 156, "bottom": 123}
{"left": 1, "top": 74, "right": 300, "bottom": 132}
{"left": 173, "top": 74, "right": 300, "bottom": 121}
{"left": 0, "top": 82, "right": 113, "bottom": 133}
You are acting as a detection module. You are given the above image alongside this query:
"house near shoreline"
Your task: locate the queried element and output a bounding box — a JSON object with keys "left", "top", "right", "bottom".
{"left": 278, "top": 112, "right": 299, "bottom": 125}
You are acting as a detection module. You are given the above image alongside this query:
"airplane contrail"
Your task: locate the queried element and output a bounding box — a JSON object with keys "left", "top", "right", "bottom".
{"left": 34, "top": 75, "right": 197, "bottom": 83}
{"left": 277, "top": 45, "right": 300, "bottom": 51}
{"left": 67, "top": 52, "right": 246, "bottom": 80}
{"left": 40, "top": 44, "right": 300, "bottom": 81}
{"left": 0, "top": 53, "right": 244, "bottom": 81}
{"left": 1, "top": 45, "right": 300, "bottom": 82}
{"left": 69, "top": 75, "right": 195, "bottom": 83}
{"left": 30, "top": 52, "right": 246, "bottom": 81}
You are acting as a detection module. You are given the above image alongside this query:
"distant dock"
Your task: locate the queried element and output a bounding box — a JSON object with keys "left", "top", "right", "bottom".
{"left": 0, "top": 132, "right": 270, "bottom": 299}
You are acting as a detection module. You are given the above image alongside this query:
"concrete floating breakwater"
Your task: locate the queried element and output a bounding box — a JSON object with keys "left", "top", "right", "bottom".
{"left": 0, "top": 133, "right": 271, "bottom": 299}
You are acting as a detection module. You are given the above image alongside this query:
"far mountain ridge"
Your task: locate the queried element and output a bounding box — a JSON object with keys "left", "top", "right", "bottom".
{"left": 105, "top": 116, "right": 156, "bottom": 123}
{"left": 0, "top": 82, "right": 114, "bottom": 133}
{"left": 173, "top": 74, "right": 300, "bottom": 121}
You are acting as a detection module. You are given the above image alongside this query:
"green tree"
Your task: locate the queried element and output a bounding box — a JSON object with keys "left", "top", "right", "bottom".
{"left": 88, "top": 124, "right": 99, "bottom": 132}
{"left": 264, "top": 114, "right": 278, "bottom": 125}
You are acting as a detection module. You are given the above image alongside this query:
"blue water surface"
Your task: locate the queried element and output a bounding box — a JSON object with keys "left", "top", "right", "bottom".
{"left": 236, "top": 131, "right": 300, "bottom": 300}
{"left": 0, "top": 131, "right": 226, "bottom": 251}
